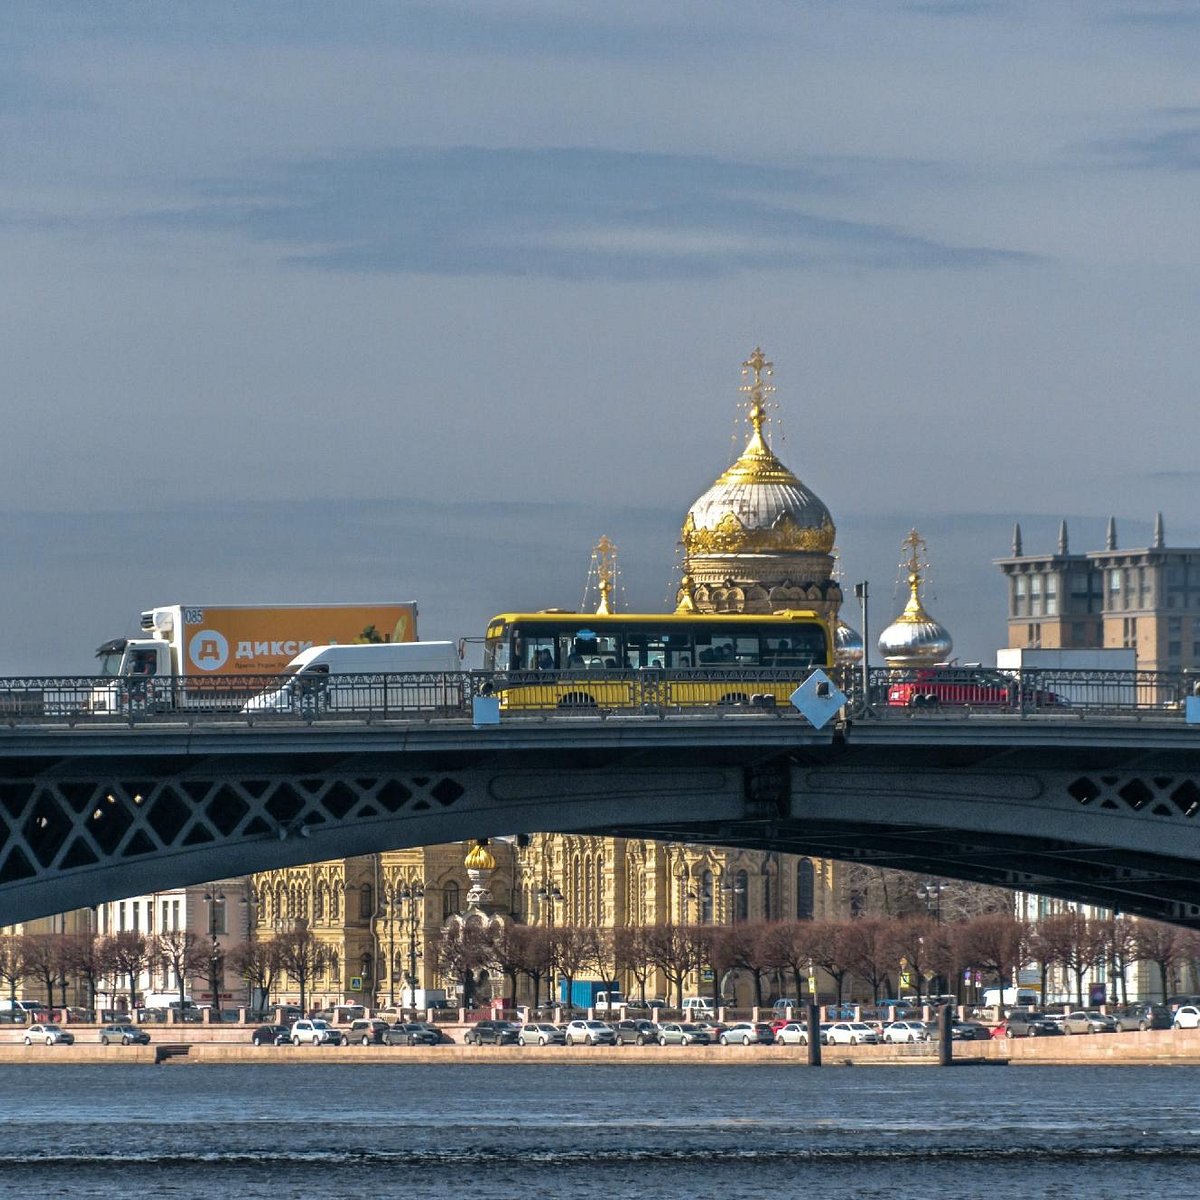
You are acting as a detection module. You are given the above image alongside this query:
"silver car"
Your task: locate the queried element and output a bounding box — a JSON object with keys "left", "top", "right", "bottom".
{"left": 656, "top": 1022, "right": 712, "bottom": 1046}
{"left": 23, "top": 1022, "right": 74, "bottom": 1046}
{"left": 825, "top": 1021, "right": 879, "bottom": 1045}
{"left": 517, "top": 1022, "right": 566, "bottom": 1046}
{"left": 564, "top": 1019, "right": 616, "bottom": 1046}
{"left": 1062, "top": 1009, "right": 1118, "bottom": 1034}
{"left": 883, "top": 1020, "right": 929, "bottom": 1044}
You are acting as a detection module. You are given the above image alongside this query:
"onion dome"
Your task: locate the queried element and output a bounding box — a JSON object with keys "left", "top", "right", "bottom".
{"left": 680, "top": 348, "right": 835, "bottom": 560}
{"left": 464, "top": 839, "right": 496, "bottom": 871}
{"left": 878, "top": 529, "right": 953, "bottom": 667}
{"left": 834, "top": 619, "right": 864, "bottom": 664}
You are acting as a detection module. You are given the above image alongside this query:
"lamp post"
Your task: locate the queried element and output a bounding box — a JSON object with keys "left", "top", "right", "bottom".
{"left": 238, "top": 883, "right": 265, "bottom": 1013}
{"left": 203, "top": 889, "right": 225, "bottom": 1018}
{"left": 397, "top": 881, "right": 424, "bottom": 1012}
{"left": 854, "top": 581, "right": 870, "bottom": 709}
{"left": 916, "top": 880, "right": 945, "bottom": 999}
{"left": 536, "top": 881, "right": 563, "bottom": 1009}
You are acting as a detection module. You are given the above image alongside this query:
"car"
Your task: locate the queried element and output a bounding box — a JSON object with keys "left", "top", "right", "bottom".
{"left": 517, "top": 1022, "right": 566, "bottom": 1046}
{"left": 250, "top": 1024, "right": 292, "bottom": 1046}
{"left": 23, "top": 1022, "right": 74, "bottom": 1046}
{"left": 694, "top": 1021, "right": 729, "bottom": 1042}
{"left": 882, "top": 1020, "right": 929, "bottom": 1044}
{"left": 613, "top": 1019, "right": 659, "bottom": 1046}
{"left": 289, "top": 1019, "right": 344, "bottom": 1046}
{"left": 886, "top": 666, "right": 1067, "bottom": 710}
{"left": 349, "top": 1018, "right": 394, "bottom": 1045}
{"left": 771, "top": 998, "right": 801, "bottom": 1014}
{"left": 1062, "top": 1009, "right": 1118, "bottom": 1034}
{"left": 1003, "top": 1012, "right": 1063, "bottom": 1038}
{"left": 404, "top": 1020, "right": 455, "bottom": 1044}
{"left": 1172, "top": 1004, "right": 1200, "bottom": 1030}
{"left": 99, "top": 1023, "right": 151, "bottom": 1046}
{"left": 1114, "top": 1003, "right": 1173, "bottom": 1032}
{"left": 564, "top": 1019, "right": 617, "bottom": 1046}
{"left": 825, "top": 1021, "right": 879, "bottom": 1046}
{"left": 774, "top": 1022, "right": 810, "bottom": 1046}
{"left": 656, "top": 1022, "right": 711, "bottom": 1046}
{"left": 388, "top": 1022, "right": 443, "bottom": 1046}
{"left": 465, "top": 1019, "right": 520, "bottom": 1046}
{"left": 720, "top": 1021, "right": 775, "bottom": 1046}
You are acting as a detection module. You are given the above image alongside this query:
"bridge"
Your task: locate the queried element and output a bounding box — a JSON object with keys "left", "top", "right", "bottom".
{"left": 2, "top": 667, "right": 1200, "bottom": 927}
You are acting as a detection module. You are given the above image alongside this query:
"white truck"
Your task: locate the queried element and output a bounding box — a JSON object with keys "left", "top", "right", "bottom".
{"left": 88, "top": 602, "right": 418, "bottom": 714}
{"left": 242, "top": 642, "right": 463, "bottom": 715}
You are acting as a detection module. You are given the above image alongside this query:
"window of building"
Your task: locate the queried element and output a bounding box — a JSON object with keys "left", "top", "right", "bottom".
{"left": 1110, "top": 569, "right": 1121, "bottom": 594}
{"left": 1123, "top": 617, "right": 1137, "bottom": 649}
{"left": 1170, "top": 617, "right": 1182, "bottom": 635}
{"left": 1169, "top": 642, "right": 1182, "bottom": 659}
{"left": 442, "top": 883, "right": 460, "bottom": 920}
{"left": 358, "top": 885, "right": 373, "bottom": 920}
{"left": 701, "top": 870, "right": 714, "bottom": 923}
{"left": 118, "top": 901, "right": 126, "bottom": 932}
{"left": 161, "top": 900, "right": 170, "bottom": 932}
{"left": 796, "top": 859, "right": 815, "bottom": 920}
{"left": 313, "top": 886, "right": 325, "bottom": 922}
{"left": 1027, "top": 624, "right": 1040, "bottom": 647}
{"left": 1071, "top": 622, "right": 1086, "bottom": 645}
{"left": 172, "top": 899, "right": 180, "bottom": 930}
{"left": 735, "top": 869, "right": 749, "bottom": 923}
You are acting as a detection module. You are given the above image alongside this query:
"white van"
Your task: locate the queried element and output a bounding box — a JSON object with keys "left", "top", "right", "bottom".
{"left": 243, "top": 642, "right": 462, "bottom": 715}
{"left": 681, "top": 997, "right": 716, "bottom": 1018}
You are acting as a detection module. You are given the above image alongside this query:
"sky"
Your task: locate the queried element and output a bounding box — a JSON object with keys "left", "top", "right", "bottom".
{"left": 1, "top": 1, "right": 1197, "bottom": 674}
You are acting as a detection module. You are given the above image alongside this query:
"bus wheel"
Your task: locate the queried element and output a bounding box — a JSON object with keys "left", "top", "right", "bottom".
{"left": 558, "top": 693, "right": 596, "bottom": 709}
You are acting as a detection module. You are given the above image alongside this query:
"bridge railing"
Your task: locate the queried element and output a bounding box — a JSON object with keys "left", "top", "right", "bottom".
{"left": 0, "top": 665, "right": 1194, "bottom": 725}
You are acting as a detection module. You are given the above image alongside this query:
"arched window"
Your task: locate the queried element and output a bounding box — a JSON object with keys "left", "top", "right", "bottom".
{"left": 796, "top": 859, "right": 815, "bottom": 921}
{"left": 735, "top": 869, "right": 749, "bottom": 923}
{"left": 330, "top": 886, "right": 340, "bottom": 922}
{"left": 328, "top": 951, "right": 339, "bottom": 980}
{"left": 313, "top": 885, "right": 325, "bottom": 923}
{"left": 359, "top": 884, "right": 373, "bottom": 920}
{"left": 701, "top": 870, "right": 714, "bottom": 923}
{"left": 442, "top": 882, "right": 460, "bottom": 919}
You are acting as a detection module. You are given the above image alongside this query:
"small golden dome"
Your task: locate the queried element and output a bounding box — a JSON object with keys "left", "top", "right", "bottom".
{"left": 464, "top": 839, "right": 496, "bottom": 871}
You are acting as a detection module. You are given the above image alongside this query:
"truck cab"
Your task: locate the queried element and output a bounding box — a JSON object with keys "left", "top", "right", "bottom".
{"left": 88, "top": 639, "right": 173, "bottom": 714}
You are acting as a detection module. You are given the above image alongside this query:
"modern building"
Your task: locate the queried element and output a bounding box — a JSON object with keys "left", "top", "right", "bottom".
{"left": 995, "top": 515, "right": 1200, "bottom": 673}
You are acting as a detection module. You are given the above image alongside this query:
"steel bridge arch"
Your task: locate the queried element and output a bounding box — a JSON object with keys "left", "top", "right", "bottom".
{"left": 3, "top": 716, "right": 1200, "bottom": 927}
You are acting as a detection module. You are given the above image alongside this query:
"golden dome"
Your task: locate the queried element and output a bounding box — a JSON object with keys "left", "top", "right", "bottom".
{"left": 464, "top": 840, "right": 496, "bottom": 871}
{"left": 681, "top": 348, "right": 835, "bottom": 559}
{"left": 878, "top": 529, "right": 953, "bottom": 667}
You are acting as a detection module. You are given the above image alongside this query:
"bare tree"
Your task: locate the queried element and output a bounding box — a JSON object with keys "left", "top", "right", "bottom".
{"left": 155, "top": 929, "right": 210, "bottom": 1010}
{"left": 613, "top": 926, "right": 653, "bottom": 1004}
{"left": 1132, "top": 920, "right": 1186, "bottom": 1004}
{"left": 1036, "top": 912, "right": 1107, "bottom": 1006}
{"left": 20, "top": 934, "right": 70, "bottom": 1011}
{"left": 759, "top": 920, "right": 828, "bottom": 1004}
{"left": 882, "top": 916, "right": 939, "bottom": 1000}
{"left": 430, "top": 922, "right": 488, "bottom": 1009}
{"left": 61, "top": 934, "right": 104, "bottom": 1016}
{"left": 500, "top": 924, "right": 552, "bottom": 1009}
{"left": 643, "top": 924, "right": 703, "bottom": 1009}
{"left": 720, "top": 923, "right": 773, "bottom": 1007}
{"left": 957, "top": 914, "right": 1027, "bottom": 1009}
{"left": 839, "top": 918, "right": 893, "bottom": 1003}
{"left": 551, "top": 925, "right": 594, "bottom": 1011}
{"left": 274, "top": 923, "right": 328, "bottom": 1017}
{"left": 100, "top": 933, "right": 151, "bottom": 1012}
{"left": 0, "top": 935, "right": 27, "bottom": 1013}
{"left": 581, "top": 926, "right": 621, "bottom": 1014}
{"left": 227, "top": 938, "right": 281, "bottom": 1014}
{"left": 809, "top": 921, "right": 854, "bottom": 1004}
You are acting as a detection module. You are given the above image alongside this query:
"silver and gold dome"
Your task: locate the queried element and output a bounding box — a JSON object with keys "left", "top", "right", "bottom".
{"left": 834, "top": 619, "right": 865, "bottom": 664}
{"left": 677, "top": 348, "right": 841, "bottom": 618}
{"left": 877, "top": 529, "right": 953, "bottom": 667}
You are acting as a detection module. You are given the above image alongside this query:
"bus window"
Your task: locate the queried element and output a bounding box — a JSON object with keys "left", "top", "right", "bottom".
{"left": 523, "top": 637, "right": 557, "bottom": 670}
{"left": 695, "top": 634, "right": 758, "bottom": 665}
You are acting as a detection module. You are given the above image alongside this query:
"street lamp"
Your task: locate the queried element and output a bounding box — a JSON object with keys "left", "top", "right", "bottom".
{"left": 916, "top": 879, "right": 944, "bottom": 923}
{"left": 536, "top": 881, "right": 563, "bottom": 1009}
{"left": 397, "top": 881, "right": 424, "bottom": 1012}
{"left": 675, "top": 865, "right": 698, "bottom": 924}
{"left": 203, "top": 889, "right": 226, "bottom": 1018}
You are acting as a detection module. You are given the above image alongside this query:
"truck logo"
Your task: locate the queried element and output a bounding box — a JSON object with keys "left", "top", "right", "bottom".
{"left": 188, "top": 630, "right": 230, "bottom": 672}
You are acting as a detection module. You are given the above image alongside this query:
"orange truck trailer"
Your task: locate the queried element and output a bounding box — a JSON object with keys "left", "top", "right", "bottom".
{"left": 88, "top": 602, "right": 418, "bottom": 713}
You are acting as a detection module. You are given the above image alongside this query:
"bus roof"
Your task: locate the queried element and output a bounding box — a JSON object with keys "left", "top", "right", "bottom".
{"left": 487, "top": 610, "right": 824, "bottom": 628}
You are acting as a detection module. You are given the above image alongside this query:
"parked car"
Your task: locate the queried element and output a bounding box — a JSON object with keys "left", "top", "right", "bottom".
{"left": 404, "top": 1021, "right": 455, "bottom": 1044}
{"left": 99, "top": 1024, "right": 151, "bottom": 1046}
{"left": 349, "top": 1019, "right": 394, "bottom": 1046}
{"left": 656, "top": 1022, "right": 711, "bottom": 1046}
{"left": 1114, "top": 1003, "right": 1173, "bottom": 1032}
{"left": 1172, "top": 1004, "right": 1200, "bottom": 1030}
{"left": 250, "top": 1024, "right": 292, "bottom": 1046}
{"left": 882, "top": 1020, "right": 929, "bottom": 1044}
{"left": 613, "top": 1019, "right": 659, "bottom": 1046}
{"left": 564, "top": 1019, "right": 617, "bottom": 1046}
{"left": 948, "top": 1018, "right": 991, "bottom": 1041}
{"left": 517, "top": 1022, "right": 566, "bottom": 1046}
{"left": 387, "top": 1022, "right": 443, "bottom": 1046}
{"left": 289, "top": 1019, "right": 343, "bottom": 1046}
{"left": 1062, "top": 1009, "right": 1118, "bottom": 1034}
{"left": 720, "top": 1021, "right": 775, "bottom": 1046}
{"left": 464, "top": 1019, "right": 520, "bottom": 1046}
{"left": 23, "top": 1023, "right": 74, "bottom": 1046}
{"left": 1003, "top": 1012, "right": 1063, "bottom": 1038}
{"left": 825, "top": 1021, "right": 879, "bottom": 1046}
{"left": 774, "top": 1022, "right": 810, "bottom": 1046}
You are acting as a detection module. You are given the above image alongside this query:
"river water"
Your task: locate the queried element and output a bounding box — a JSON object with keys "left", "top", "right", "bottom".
{"left": 2, "top": 1063, "right": 1198, "bottom": 1198}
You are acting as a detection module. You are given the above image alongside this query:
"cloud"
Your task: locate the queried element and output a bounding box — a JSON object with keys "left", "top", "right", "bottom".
{"left": 1090, "top": 120, "right": 1200, "bottom": 170}
{"left": 115, "top": 146, "right": 1034, "bottom": 280}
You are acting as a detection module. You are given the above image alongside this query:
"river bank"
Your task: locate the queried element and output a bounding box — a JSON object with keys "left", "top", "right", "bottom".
{"left": 4, "top": 1027, "right": 1200, "bottom": 1065}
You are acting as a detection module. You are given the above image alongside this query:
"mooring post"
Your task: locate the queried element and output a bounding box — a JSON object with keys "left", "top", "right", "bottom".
{"left": 938, "top": 1003, "right": 952, "bottom": 1066}
{"left": 807, "top": 1001, "right": 822, "bottom": 1067}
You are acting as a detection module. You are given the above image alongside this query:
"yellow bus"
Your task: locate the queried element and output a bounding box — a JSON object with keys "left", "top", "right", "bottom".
{"left": 482, "top": 610, "right": 832, "bottom": 711}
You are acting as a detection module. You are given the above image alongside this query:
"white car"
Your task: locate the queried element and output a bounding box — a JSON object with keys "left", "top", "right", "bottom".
{"left": 517, "top": 1022, "right": 565, "bottom": 1046}
{"left": 774, "top": 1021, "right": 810, "bottom": 1046}
{"left": 825, "top": 1021, "right": 879, "bottom": 1046}
{"left": 23, "top": 1022, "right": 74, "bottom": 1046}
{"left": 883, "top": 1020, "right": 929, "bottom": 1044}
{"left": 1173, "top": 1004, "right": 1200, "bottom": 1029}
{"left": 289, "top": 1019, "right": 343, "bottom": 1046}
{"left": 564, "top": 1019, "right": 616, "bottom": 1046}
